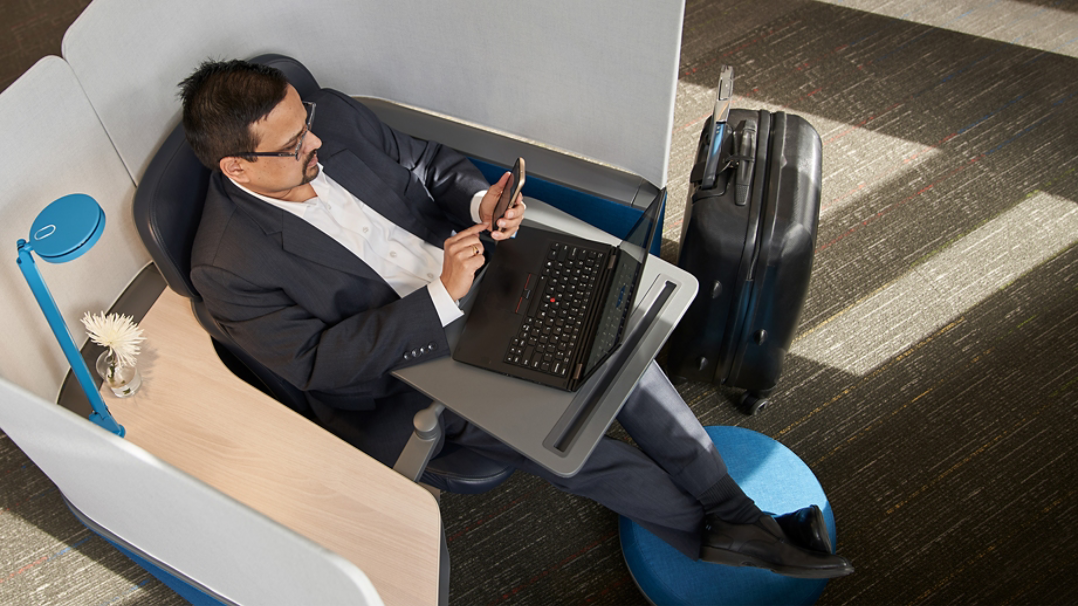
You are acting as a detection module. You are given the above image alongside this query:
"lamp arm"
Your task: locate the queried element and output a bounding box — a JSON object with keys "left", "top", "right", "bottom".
{"left": 16, "top": 240, "right": 125, "bottom": 437}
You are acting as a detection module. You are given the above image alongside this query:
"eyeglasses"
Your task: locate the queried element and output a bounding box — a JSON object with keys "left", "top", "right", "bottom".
{"left": 231, "top": 102, "right": 316, "bottom": 161}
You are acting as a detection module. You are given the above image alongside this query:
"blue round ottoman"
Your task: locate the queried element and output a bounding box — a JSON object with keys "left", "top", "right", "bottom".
{"left": 619, "top": 426, "right": 835, "bottom": 605}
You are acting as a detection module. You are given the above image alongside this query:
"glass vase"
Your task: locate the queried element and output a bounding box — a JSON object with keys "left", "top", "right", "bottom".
{"left": 96, "top": 351, "right": 142, "bottom": 398}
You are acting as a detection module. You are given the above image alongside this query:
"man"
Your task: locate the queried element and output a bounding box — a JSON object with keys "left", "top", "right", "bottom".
{"left": 181, "top": 59, "right": 853, "bottom": 578}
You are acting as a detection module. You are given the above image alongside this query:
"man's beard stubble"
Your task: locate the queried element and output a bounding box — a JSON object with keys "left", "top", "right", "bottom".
{"left": 300, "top": 149, "right": 319, "bottom": 185}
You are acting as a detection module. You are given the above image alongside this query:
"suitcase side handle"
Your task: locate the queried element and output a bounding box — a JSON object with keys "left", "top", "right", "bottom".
{"left": 734, "top": 122, "right": 756, "bottom": 206}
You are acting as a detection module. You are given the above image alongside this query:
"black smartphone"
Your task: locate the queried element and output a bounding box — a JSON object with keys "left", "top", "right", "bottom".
{"left": 491, "top": 157, "right": 525, "bottom": 233}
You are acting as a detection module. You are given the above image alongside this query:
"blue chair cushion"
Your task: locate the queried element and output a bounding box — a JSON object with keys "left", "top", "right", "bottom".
{"left": 619, "top": 425, "right": 835, "bottom": 606}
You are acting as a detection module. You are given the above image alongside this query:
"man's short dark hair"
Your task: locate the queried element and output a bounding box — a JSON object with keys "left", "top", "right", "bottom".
{"left": 178, "top": 59, "right": 290, "bottom": 170}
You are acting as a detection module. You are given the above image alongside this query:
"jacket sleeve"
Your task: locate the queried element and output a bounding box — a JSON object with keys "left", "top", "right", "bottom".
{"left": 193, "top": 260, "right": 450, "bottom": 402}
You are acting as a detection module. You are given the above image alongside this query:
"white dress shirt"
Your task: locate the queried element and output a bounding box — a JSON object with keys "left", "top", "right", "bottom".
{"left": 231, "top": 166, "right": 485, "bottom": 326}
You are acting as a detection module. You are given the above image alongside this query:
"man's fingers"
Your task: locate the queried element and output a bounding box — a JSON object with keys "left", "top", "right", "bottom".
{"left": 478, "top": 172, "right": 512, "bottom": 225}
{"left": 501, "top": 197, "right": 526, "bottom": 222}
{"left": 441, "top": 225, "right": 488, "bottom": 300}
{"left": 455, "top": 222, "right": 489, "bottom": 238}
{"left": 458, "top": 242, "right": 483, "bottom": 259}
{"left": 490, "top": 198, "right": 526, "bottom": 240}
{"left": 449, "top": 242, "right": 483, "bottom": 261}
{"left": 445, "top": 224, "right": 486, "bottom": 261}
{"left": 446, "top": 223, "right": 488, "bottom": 247}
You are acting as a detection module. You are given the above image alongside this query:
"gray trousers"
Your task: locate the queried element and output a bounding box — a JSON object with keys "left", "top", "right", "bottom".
{"left": 441, "top": 361, "right": 729, "bottom": 558}
{"left": 320, "top": 361, "right": 730, "bottom": 558}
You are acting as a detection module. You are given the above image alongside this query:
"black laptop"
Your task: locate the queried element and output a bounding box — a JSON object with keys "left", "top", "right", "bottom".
{"left": 453, "top": 189, "right": 666, "bottom": 391}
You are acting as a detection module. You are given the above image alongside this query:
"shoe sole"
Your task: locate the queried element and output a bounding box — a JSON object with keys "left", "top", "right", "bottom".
{"left": 699, "top": 545, "right": 854, "bottom": 579}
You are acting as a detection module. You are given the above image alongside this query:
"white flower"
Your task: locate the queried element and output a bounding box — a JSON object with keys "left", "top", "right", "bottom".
{"left": 81, "top": 312, "right": 145, "bottom": 368}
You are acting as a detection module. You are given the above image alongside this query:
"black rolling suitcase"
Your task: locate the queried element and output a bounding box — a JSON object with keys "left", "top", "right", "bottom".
{"left": 665, "top": 66, "right": 822, "bottom": 415}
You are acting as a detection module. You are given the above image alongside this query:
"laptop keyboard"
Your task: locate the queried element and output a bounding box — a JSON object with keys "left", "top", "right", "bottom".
{"left": 505, "top": 242, "right": 606, "bottom": 378}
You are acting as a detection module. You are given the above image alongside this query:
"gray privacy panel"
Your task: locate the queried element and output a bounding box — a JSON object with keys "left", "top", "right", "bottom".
{"left": 0, "top": 377, "right": 383, "bottom": 606}
{"left": 0, "top": 56, "right": 147, "bottom": 402}
{"left": 62, "top": 0, "right": 683, "bottom": 186}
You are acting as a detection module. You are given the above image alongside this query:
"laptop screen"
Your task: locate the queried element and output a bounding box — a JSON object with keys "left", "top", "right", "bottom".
{"left": 582, "top": 189, "right": 666, "bottom": 375}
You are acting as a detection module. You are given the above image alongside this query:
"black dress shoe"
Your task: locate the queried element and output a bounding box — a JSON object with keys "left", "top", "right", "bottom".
{"left": 700, "top": 515, "right": 854, "bottom": 579}
{"left": 775, "top": 505, "right": 833, "bottom": 554}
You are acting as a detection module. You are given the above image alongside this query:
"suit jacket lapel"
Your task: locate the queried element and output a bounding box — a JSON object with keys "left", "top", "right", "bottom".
{"left": 320, "top": 143, "right": 438, "bottom": 246}
{"left": 223, "top": 179, "right": 382, "bottom": 282}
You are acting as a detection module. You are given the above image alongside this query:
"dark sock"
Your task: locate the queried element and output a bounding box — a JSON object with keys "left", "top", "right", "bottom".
{"left": 700, "top": 475, "right": 762, "bottom": 525}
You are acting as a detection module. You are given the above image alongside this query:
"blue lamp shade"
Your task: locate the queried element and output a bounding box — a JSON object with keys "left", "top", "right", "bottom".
{"left": 16, "top": 193, "right": 123, "bottom": 437}
{"left": 30, "top": 193, "right": 106, "bottom": 263}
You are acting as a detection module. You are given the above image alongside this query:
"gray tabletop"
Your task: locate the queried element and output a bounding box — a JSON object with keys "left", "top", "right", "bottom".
{"left": 393, "top": 200, "right": 698, "bottom": 477}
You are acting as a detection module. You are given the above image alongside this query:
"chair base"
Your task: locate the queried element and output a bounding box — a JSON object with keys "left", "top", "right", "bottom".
{"left": 420, "top": 441, "right": 514, "bottom": 494}
{"left": 619, "top": 425, "right": 835, "bottom": 606}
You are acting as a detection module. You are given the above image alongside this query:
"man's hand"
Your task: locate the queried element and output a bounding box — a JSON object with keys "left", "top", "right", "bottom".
{"left": 479, "top": 171, "right": 527, "bottom": 241}
{"left": 441, "top": 223, "right": 489, "bottom": 301}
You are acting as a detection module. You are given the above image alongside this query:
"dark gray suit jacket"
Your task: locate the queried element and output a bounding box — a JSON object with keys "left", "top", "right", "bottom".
{"left": 191, "top": 88, "right": 489, "bottom": 423}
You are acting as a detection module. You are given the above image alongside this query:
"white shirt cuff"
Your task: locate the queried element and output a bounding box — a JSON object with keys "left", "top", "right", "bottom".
{"left": 427, "top": 280, "right": 465, "bottom": 327}
{"left": 470, "top": 190, "right": 487, "bottom": 224}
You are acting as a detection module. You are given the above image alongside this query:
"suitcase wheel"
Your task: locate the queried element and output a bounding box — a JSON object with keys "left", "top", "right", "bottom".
{"left": 738, "top": 392, "right": 770, "bottom": 416}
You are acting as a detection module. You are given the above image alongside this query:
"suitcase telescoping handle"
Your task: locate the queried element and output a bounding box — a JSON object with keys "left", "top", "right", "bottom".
{"left": 701, "top": 65, "right": 734, "bottom": 190}
{"left": 701, "top": 65, "right": 757, "bottom": 206}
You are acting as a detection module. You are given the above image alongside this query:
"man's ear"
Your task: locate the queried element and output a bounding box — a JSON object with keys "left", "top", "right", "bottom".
{"left": 219, "top": 156, "right": 248, "bottom": 182}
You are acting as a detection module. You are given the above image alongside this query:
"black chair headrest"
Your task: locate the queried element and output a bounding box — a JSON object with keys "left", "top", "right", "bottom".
{"left": 249, "top": 53, "right": 320, "bottom": 99}
{"left": 133, "top": 54, "right": 321, "bottom": 300}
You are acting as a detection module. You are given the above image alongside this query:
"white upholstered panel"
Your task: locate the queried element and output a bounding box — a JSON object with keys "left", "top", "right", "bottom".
{"left": 0, "top": 56, "right": 149, "bottom": 401}
{"left": 0, "top": 377, "right": 383, "bottom": 606}
{"left": 62, "top": 0, "right": 683, "bottom": 187}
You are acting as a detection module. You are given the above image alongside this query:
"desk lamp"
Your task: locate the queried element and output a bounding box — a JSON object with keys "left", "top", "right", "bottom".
{"left": 16, "top": 193, "right": 125, "bottom": 437}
